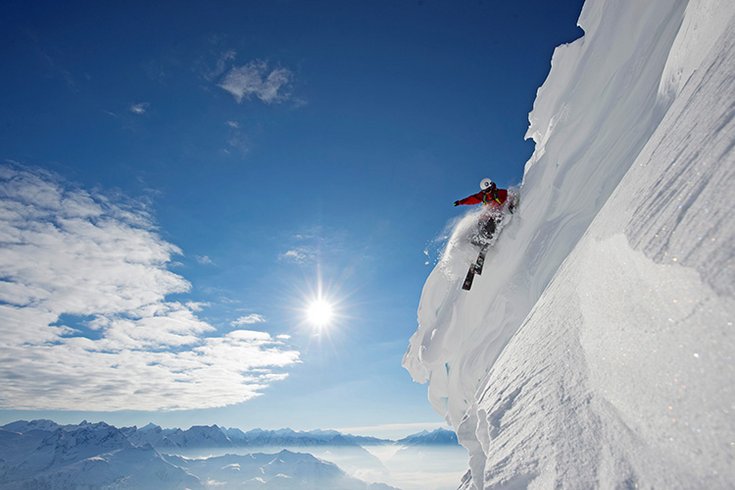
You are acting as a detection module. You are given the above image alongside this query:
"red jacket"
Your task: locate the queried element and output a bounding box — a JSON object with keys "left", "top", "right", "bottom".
{"left": 455, "top": 188, "right": 509, "bottom": 208}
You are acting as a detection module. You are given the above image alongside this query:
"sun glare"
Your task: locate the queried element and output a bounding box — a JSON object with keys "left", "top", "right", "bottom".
{"left": 306, "top": 298, "right": 334, "bottom": 328}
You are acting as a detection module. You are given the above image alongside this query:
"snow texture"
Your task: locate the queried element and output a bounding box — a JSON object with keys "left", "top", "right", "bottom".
{"left": 404, "top": 0, "right": 735, "bottom": 488}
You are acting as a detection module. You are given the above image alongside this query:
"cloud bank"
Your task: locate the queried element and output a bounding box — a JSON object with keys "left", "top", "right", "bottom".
{"left": 0, "top": 165, "right": 299, "bottom": 411}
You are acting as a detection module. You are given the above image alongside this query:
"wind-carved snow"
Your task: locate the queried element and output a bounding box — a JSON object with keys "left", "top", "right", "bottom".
{"left": 404, "top": 0, "right": 735, "bottom": 488}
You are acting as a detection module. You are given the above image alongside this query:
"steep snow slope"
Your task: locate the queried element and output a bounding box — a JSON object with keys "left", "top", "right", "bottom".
{"left": 404, "top": 0, "right": 735, "bottom": 488}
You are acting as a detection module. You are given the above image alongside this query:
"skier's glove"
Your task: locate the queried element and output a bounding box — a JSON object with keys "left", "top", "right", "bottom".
{"left": 453, "top": 200, "right": 459, "bottom": 206}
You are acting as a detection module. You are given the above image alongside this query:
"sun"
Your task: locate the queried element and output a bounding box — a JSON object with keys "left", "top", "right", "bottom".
{"left": 306, "top": 298, "right": 334, "bottom": 328}
{"left": 296, "top": 270, "right": 346, "bottom": 335}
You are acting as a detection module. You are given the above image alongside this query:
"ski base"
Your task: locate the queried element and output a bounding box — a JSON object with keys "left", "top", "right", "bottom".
{"left": 462, "top": 245, "right": 489, "bottom": 291}
{"left": 475, "top": 246, "right": 489, "bottom": 275}
{"left": 462, "top": 266, "right": 476, "bottom": 290}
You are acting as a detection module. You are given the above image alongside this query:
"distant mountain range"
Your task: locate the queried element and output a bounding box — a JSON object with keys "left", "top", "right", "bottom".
{"left": 1, "top": 419, "right": 458, "bottom": 450}
{"left": 397, "top": 428, "right": 459, "bottom": 446}
{"left": 0, "top": 421, "right": 199, "bottom": 489}
{"left": 0, "top": 420, "right": 401, "bottom": 489}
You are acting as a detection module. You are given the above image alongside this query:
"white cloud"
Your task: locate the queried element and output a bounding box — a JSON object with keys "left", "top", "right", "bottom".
{"left": 186, "top": 301, "right": 208, "bottom": 312}
{"left": 0, "top": 164, "right": 300, "bottom": 411}
{"left": 218, "top": 60, "right": 293, "bottom": 104}
{"left": 129, "top": 102, "right": 149, "bottom": 115}
{"left": 196, "top": 255, "right": 214, "bottom": 265}
{"left": 279, "top": 249, "right": 309, "bottom": 263}
{"left": 276, "top": 334, "right": 291, "bottom": 340}
{"left": 203, "top": 49, "right": 237, "bottom": 81}
{"left": 225, "top": 120, "right": 240, "bottom": 129}
{"left": 232, "top": 314, "right": 266, "bottom": 326}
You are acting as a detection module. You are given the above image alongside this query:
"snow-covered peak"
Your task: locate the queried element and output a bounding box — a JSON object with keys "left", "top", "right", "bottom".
{"left": 0, "top": 424, "right": 398, "bottom": 490}
{"left": 139, "top": 422, "right": 161, "bottom": 432}
{"left": 221, "top": 426, "right": 247, "bottom": 442}
{"left": 235, "top": 427, "right": 386, "bottom": 447}
{"left": 1, "top": 419, "right": 61, "bottom": 433}
{"left": 43, "top": 423, "right": 133, "bottom": 456}
{"left": 166, "top": 424, "right": 232, "bottom": 447}
{"left": 398, "top": 428, "right": 458, "bottom": 446}
{"left": 305, "top": 428, "right": 341, "bottom": 437}
{"left": 1, "top": 420, "right": 396, "bottom": 451}
{"left": 271, "top": 428, "right": 297, "bottom": 436}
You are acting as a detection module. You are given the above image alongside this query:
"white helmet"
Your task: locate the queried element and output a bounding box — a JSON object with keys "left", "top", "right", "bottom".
{"left": 480, "top": 178, "right": 494, "bottom": 190}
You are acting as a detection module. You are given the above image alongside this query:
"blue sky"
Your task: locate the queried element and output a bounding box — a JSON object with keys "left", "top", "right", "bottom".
{"left": 0, "top": 0, "right": 583, "bottom": 437}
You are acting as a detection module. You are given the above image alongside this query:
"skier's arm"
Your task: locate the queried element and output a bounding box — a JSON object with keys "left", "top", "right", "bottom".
{"left": 453, "top": 192, "right": 483, "bottom": 206}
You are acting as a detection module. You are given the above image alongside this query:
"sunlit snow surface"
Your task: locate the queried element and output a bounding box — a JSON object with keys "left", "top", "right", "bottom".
{"left": 404, "top": 0, "right": 735, "bottom": 488}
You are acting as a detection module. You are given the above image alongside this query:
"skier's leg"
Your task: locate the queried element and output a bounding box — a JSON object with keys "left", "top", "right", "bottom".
{"left": 470, "top": 218, "right": 486, "bottom": 247}
{"left": 481, "top": 217, "right": 496, "bottom": 241}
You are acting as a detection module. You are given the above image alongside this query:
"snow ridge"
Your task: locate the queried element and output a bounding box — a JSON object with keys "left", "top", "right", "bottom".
{"left": 404, "top": 1, "right": 735, "bottom": 488}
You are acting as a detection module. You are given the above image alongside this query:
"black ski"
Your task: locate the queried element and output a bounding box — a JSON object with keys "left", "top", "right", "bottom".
{"left": 462, "top": 245, "right": 490, "bottom": 291}
{"left": 474, "top": 245, "right": 489, "bottom": 275}
{"left": 461, "top": 265, "right": 476, "bottom": 290}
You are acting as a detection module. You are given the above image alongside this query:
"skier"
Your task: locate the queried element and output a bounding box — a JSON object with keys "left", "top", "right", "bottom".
{"left": 453, "top": 178, "right": 514, "bottom": 244}
{"left": 453, "top": 178, "right": 516, "bottom": 290}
